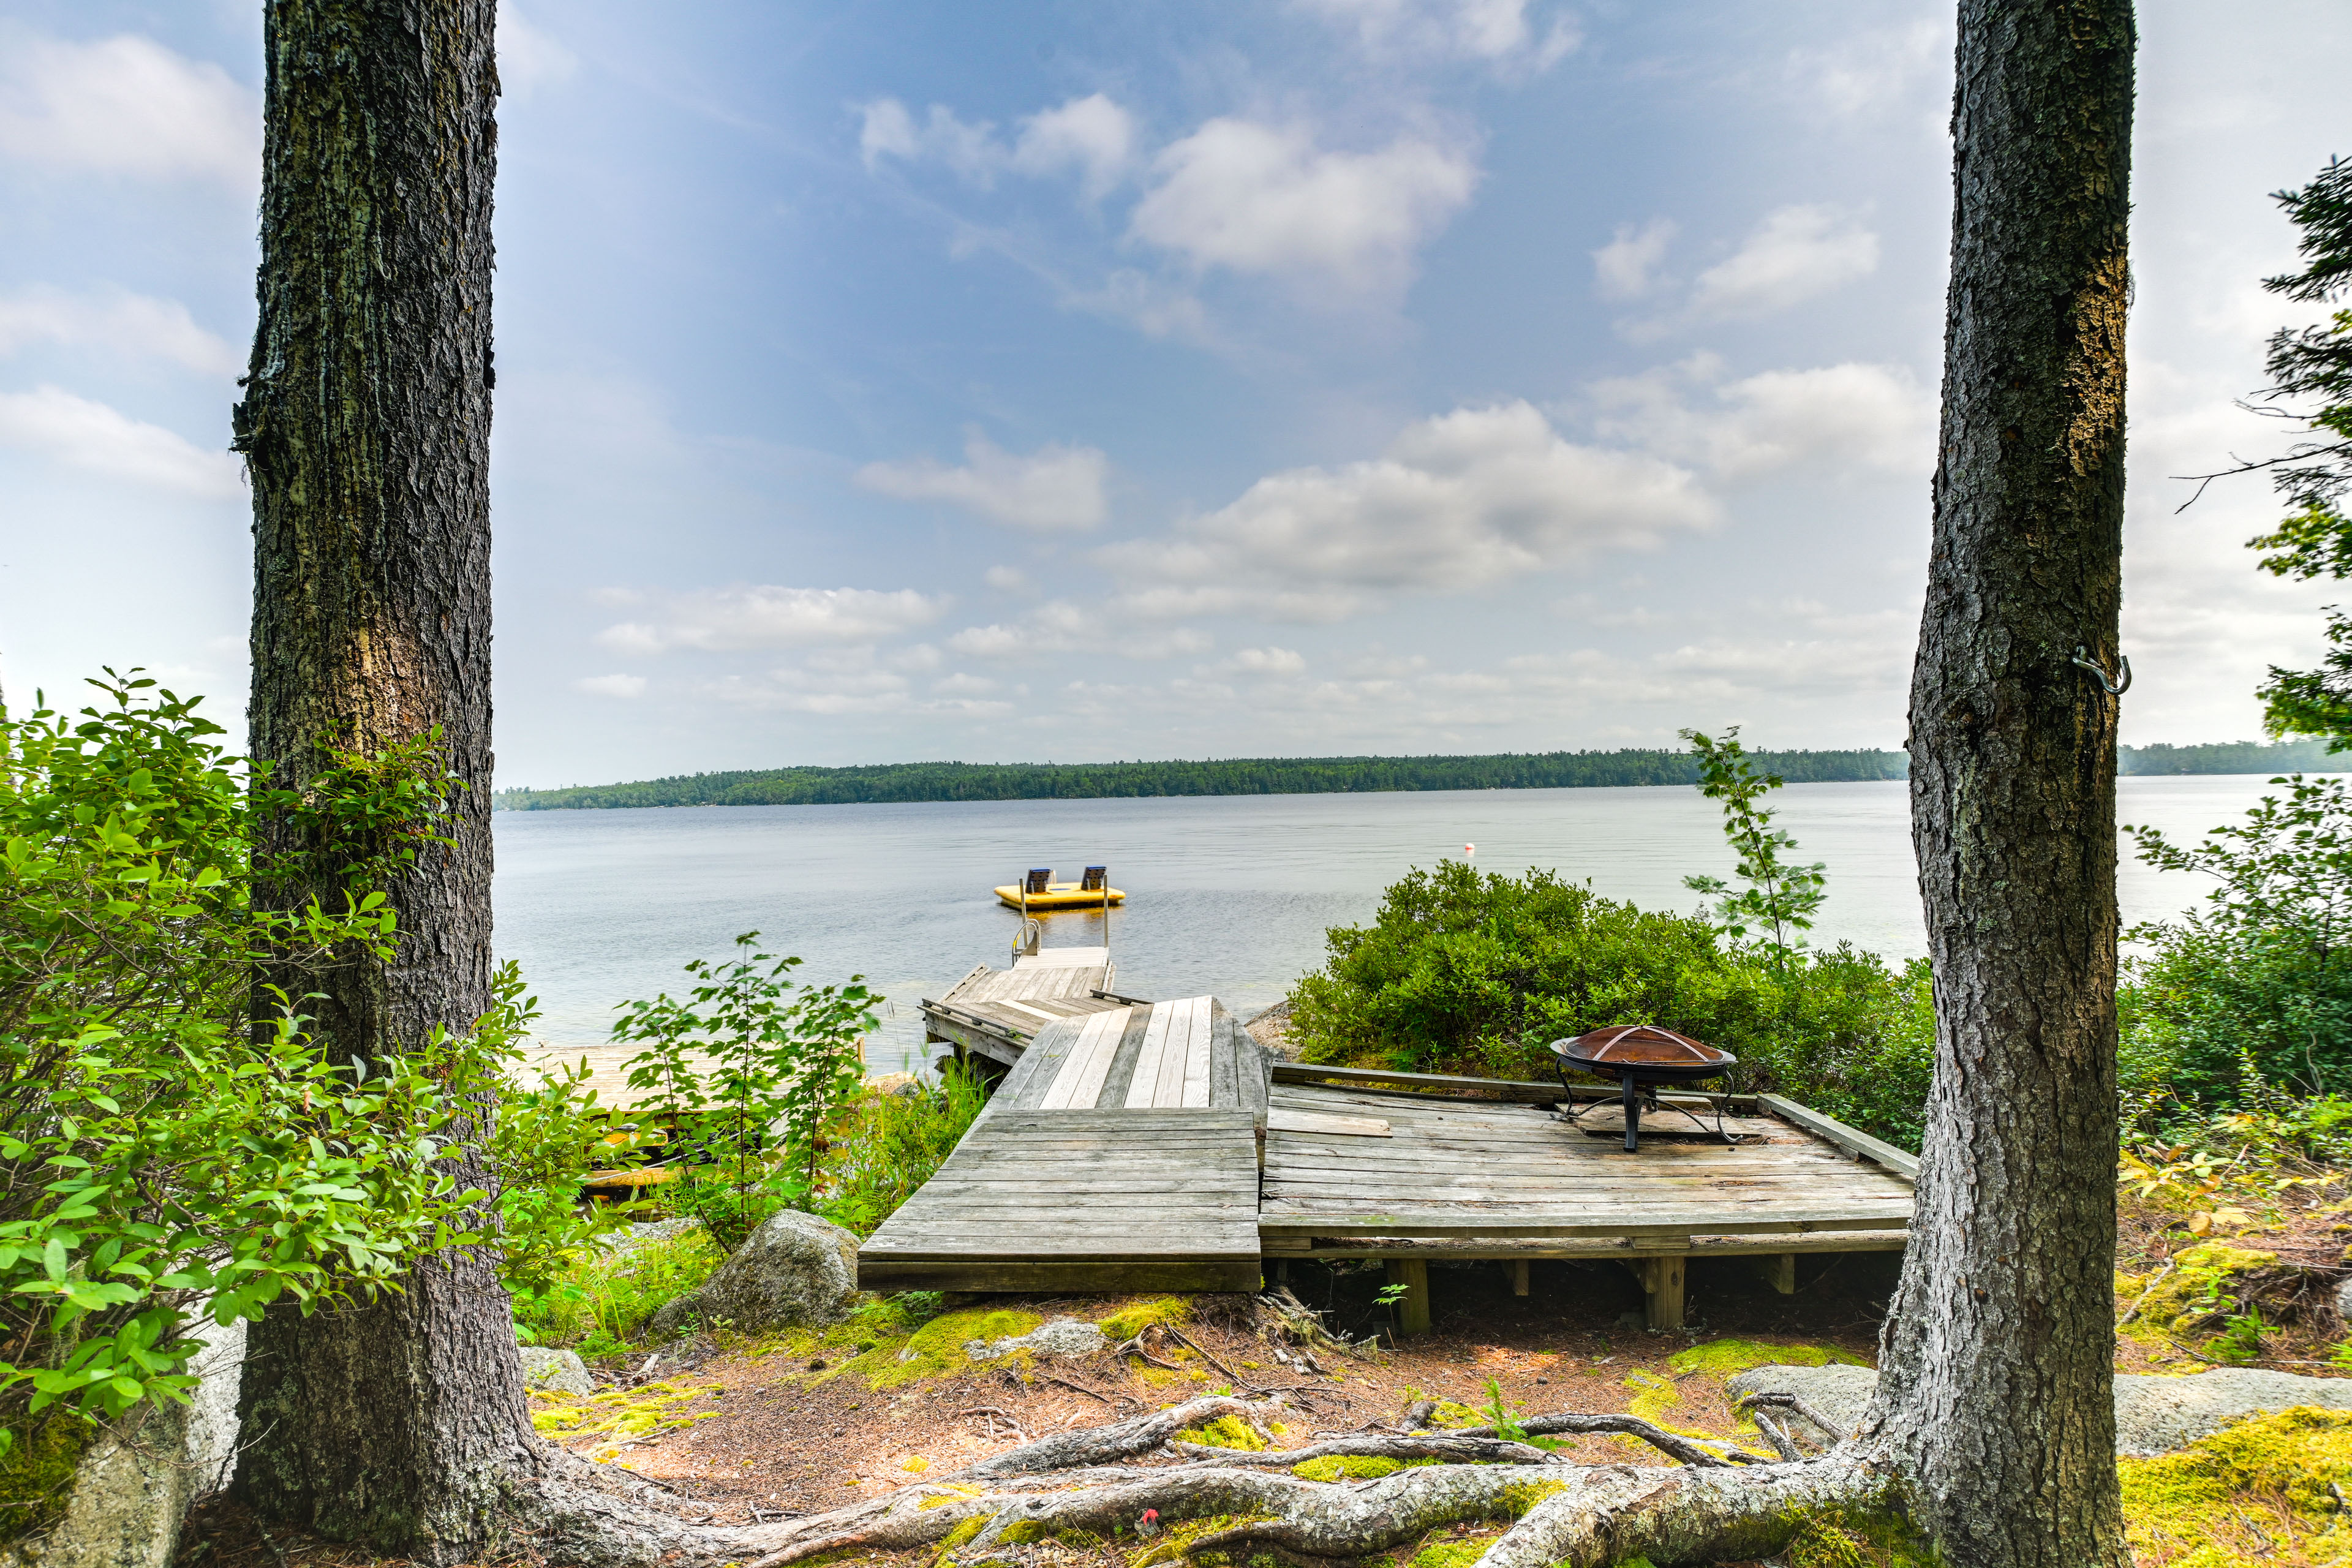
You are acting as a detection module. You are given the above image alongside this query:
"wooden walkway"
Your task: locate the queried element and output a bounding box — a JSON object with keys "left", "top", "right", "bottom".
{"left": 860, "top": 997, "right": 1269, "bottom": 1292}
{"left": 869, "top": 976, "right": 1919, "bottom": 1329}
{"left": 919, "top": 947, "right": 1130, "bottom": 1068}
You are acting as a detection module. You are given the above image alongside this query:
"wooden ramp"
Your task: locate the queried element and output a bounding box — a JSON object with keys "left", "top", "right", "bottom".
{"left": 919, "top": 948, "right": 1128, "bottom": 1068}
{"left": 859, "top": 997, "right": 1271, "bottom": 1292}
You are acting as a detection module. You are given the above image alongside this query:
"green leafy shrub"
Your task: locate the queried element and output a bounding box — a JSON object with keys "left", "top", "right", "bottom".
{"left": 2122, "top": 775, "right": 2352, "bottom": 1103}
{"left": 819, "top": 1066, "right": 989, "bottom": 1237}
{"left": 508, "top": 1227, "right": 724, "bottom": 1359}
{"left": 614, "top": 933, "right": 876, "bottom": 1248}
{"left": 1284, "top": 861, "right": 1931, "bottom": 1147}
{"left": 0, "top": 673, "right": 507, "bottom": 1460}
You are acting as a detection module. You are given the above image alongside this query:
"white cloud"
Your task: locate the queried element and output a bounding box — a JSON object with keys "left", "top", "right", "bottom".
{"left": 0, "top": 285, "right": 241, "bottom": 374}
{"left": 1099, "top": 401, "right": 1716, "bottom": 610}
{"left": 0, "top": 385, "right": 241, "bottom": 497}
{"left": 1689, "top": 205, "right": 1879, "bottom": 320}
{"left": 855, "top": 434, "right": 1109, "bottom": 530}
{"left": 948, "top": 600, "right": 1212, "bottom": 661}
{"left": 1591, "top": 356, "right": 1936, "bottom": 481}
{"left": 860, "top": 93, "right": 1136, "bottom": 196}
{"left": 1593, "top": 219, "right": 1676, "bottom": 301}
{"left": 1297, "top": 0, "right": 1580, "bottom": 72}
{"left": 1787, "top": 21, "right": 1946, "bottom": 121}
{"left": 1009, "top": 94, "right": 1136, "bottom": 197}
{"left": 859, "top": 99, "right": 1000, "bottom": 183}
{"left": 1198, "top": 646, "right": 1308, "bottom": 677}
{"left": 574, "top": 673, "right": 646, "bottom": 699}
{"left": 497, "top": 1, "right": 579, "bottom": 96}
{"left": 0, "top": 34, "right": 255, "bottom": 185}
{"left": 595, "top": 586, "right": 947, "bottom": 654}
{"left": 983, "top": 565, "right": 1033, "bottom": 593}
{"left": 1129, "top": 119, "right": 1479, "bottom": 296}
{"left": 709, "top": 646, "right": 1013, "bottom": 716}
{"left": 1068, "top": 270, "right": 1213, "bottom": 342}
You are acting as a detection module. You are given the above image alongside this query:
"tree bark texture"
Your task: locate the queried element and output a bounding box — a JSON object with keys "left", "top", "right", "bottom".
{"left": 230, "top": 2, "right": 522, "bottom": 1559}
{"left": 1864, "top": 4, "right": 2135, "bottom": 1566}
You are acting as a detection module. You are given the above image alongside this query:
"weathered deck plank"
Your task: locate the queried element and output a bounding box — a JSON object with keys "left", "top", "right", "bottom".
{"left": 858, "top": 1107, "right": 1262, "bottom": 1292}
{"left": 1257, "top": 1082, "right": 1917, "bottom": 1251}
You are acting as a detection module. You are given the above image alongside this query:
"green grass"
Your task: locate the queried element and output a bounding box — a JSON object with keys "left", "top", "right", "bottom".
{"left": 817, "top": 1067, "right": 988, "bottom": 1237}
{"left": 511, "top": 1227, "right": 724, "bottom": 1359}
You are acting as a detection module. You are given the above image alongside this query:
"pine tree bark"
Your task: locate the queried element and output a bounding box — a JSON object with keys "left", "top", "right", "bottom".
{"left": 230, "top": 2, "right": 530, "bottom": 1560}
{"left": 1863, "top": 3, "right": 2136, "bottom": 1565}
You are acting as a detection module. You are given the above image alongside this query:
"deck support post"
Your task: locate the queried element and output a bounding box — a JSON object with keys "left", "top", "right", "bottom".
{"left": 1509, "top": 1259, "right": 1530, "bottom": 1297}
{"left": 1634, "top": 1254, "right": 1687, "bottom": 1331}
{"left": 1752, "top": 1254, "right": 1797, "bottom": 1295}
{"left": 1385, "top": 1258, "right": 1432, "bottom": 1336}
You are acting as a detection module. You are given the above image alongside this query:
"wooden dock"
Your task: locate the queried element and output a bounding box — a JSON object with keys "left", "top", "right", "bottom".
{"left": 869, "top": 982, "right": 1919, "bottom": 1330}
{"left": 919, "top": 947, "right": 1132, "bottom": 1068}
{"left": 861, "top": 997, "right": 1269, "bottom": 1292}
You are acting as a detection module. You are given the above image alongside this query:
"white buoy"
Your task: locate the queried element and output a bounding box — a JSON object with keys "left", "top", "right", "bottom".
{"left": 1463, "top": 842, "right": 1476, "bottom": 858}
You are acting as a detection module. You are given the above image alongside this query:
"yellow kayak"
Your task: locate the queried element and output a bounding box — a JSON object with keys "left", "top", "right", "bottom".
{"left": 996, "top": 881, "right": 1126, "bottom": 910}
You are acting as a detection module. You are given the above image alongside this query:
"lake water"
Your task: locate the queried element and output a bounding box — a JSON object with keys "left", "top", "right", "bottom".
{"left": 492, "top": 775, "right": 2327, "bottom": 1076}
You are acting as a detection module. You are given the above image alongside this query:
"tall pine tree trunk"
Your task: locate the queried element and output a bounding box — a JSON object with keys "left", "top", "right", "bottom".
{"left": 1864, "top": 3, "right": 2135, "bottom": 1564}
{"left": 230, "top": 2, "right": 530, "bottom": 1559}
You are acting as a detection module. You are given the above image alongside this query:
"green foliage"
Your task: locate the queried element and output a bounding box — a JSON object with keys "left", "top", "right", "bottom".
{"left": 614, "top": 933, "right": 876, "bottom": 1247}
{"left": 508, "top": 1227, "right": 724, "bottom": 1360}
{"left": 817, "top": 1067, "right": 988, "bottom": 1237}
{"left": 1680, "top": 726, "right": 1827, "bottom": 960}
{"left": 2222, "top": 157, "right": 2352, "bottom": 742}
{"left": 1479, "top": 1376, "right": 1528, "bottom": 1442}
{"left": 2119, "top": 738, "right": 2347, "bottom": 774}
{"left": 0, "top": 673, "right": 499, "bottom": 1442}
{"left": 477, "top": 996, "right": 644, "bottom": 1294}
{"left": 493, "top": 747, "right": 1913, "bottom": 811}
{"left": 1284, "top": 861, "right": 1933, "bottom": 1147}
{"left": 2121, "top": 775, "right": 2352, "bottom": 1101}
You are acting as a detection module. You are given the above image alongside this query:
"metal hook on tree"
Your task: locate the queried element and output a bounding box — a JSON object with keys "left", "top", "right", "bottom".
{"left": 2070, "top": 644, "right": 2132, "bottom": 696}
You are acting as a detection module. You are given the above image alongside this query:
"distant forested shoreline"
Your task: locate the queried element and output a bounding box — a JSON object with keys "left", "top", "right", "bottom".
{"left": 492, "top": 739, "right": 2344, "bottom": 812}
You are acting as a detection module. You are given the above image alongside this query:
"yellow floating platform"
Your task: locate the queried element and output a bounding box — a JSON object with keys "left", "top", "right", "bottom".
{"left": 995, "top": 883, "right": 1126, "bottom": 910}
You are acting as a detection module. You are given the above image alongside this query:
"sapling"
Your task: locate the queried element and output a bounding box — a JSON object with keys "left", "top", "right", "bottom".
{"left": 1679, "top": 725, "right": 1827, "bottom": 970}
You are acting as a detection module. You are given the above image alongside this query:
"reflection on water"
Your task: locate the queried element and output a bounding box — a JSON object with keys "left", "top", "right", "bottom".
{"left": 492, "top": 776, "right": 2327, "bottom": 1074}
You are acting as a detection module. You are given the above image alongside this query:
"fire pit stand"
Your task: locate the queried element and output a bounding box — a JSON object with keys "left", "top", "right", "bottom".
{"left": 1547, "top": 1025, "right": 1743, "bottom": 1152}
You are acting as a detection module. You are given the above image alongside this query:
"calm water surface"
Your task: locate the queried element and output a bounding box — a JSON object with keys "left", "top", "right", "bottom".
{"left": 492, "top": 777, "right": 2328, "bottom": 1074}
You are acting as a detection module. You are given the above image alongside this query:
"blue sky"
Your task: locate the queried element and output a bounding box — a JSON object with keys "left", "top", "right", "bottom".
{"left": 1, "top": 1, "right": 2347, "bottom": 787}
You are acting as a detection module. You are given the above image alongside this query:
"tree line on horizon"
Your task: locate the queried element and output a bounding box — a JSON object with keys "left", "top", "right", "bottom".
{"left": 489, "top": 736, "right": 2345, "bottom": 811}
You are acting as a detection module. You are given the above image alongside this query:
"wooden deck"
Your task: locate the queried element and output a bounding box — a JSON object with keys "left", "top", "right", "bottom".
{"left": 869, "top": 979, "right": 1919, "bottom": 1330}
{"left": 860, "top": 997, "right": 1270, "bottom": 1292}
{"left": 919, "top": 948, "right": 1130, "bottom": 1068}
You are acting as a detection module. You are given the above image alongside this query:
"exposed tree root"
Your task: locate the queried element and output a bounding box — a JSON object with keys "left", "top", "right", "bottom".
{"left": 962, "top": 1393, "right": 1278, "bottom": 1476}
{"left": 1167, "top": 1433, "right": 1554, "bottom": 1467}
{"left": 498, "top": 1393, "right": 1902, "bottom": 1568}
{"left": 1477, "top": 1455, "right": 1895, "bottom": 1568}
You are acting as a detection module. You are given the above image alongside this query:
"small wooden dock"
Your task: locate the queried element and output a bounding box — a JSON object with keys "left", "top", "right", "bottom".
{"left": 861, "top": 997, "right": 1270, "bottom": 1292}
{"left": 873, "top": 971, "right": 1918, "bottom": 1331}
{"left": 919, "top": 947, "right": 1132, "bottom": 1068}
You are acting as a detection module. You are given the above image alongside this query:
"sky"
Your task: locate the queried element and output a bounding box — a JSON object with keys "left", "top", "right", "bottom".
{"left": 1, "top": 2, "right": 2346, "bottom": 790}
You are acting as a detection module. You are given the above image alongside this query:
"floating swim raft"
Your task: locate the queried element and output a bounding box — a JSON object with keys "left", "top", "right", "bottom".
{"left": 995, "top": 864, "right": 1124, "bottom": 910}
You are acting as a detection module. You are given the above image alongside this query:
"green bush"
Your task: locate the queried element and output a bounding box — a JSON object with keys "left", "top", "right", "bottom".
{"left": 1285, "top": 861, "right": 1932, "bottom": 1149}
{"left": 612, "top": 932, "right": 876, "bottom": 1246}
{"left": 509, "top": 1227, "right": 723, "bottom": 1359}
{"left": 2122, "top": 774, "right": 2352, "bottom": 1104}
{"left": 0, "top": 674, "right": 499, "bottom": 1452}
{"left": 818, "top": 1065, "right": 989, "bottom": 1237}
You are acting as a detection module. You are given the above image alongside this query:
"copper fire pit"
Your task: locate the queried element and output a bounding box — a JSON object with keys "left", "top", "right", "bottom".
{"left": 1548, "top": 1024, "right": 1740, "bottom": 1152}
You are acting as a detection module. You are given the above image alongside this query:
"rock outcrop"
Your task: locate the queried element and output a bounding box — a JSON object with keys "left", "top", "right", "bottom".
{"left": 1726, "top": 1362, "right": 2352, "bottom": 1455}
{"left": 647, "top": 1208, "right": 862, "bottom": 1339}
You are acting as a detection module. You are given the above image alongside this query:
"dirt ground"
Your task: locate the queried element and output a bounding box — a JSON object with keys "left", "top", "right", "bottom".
{"left": 175, "top": 1251, "right": 1901, "bottom": 1568}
